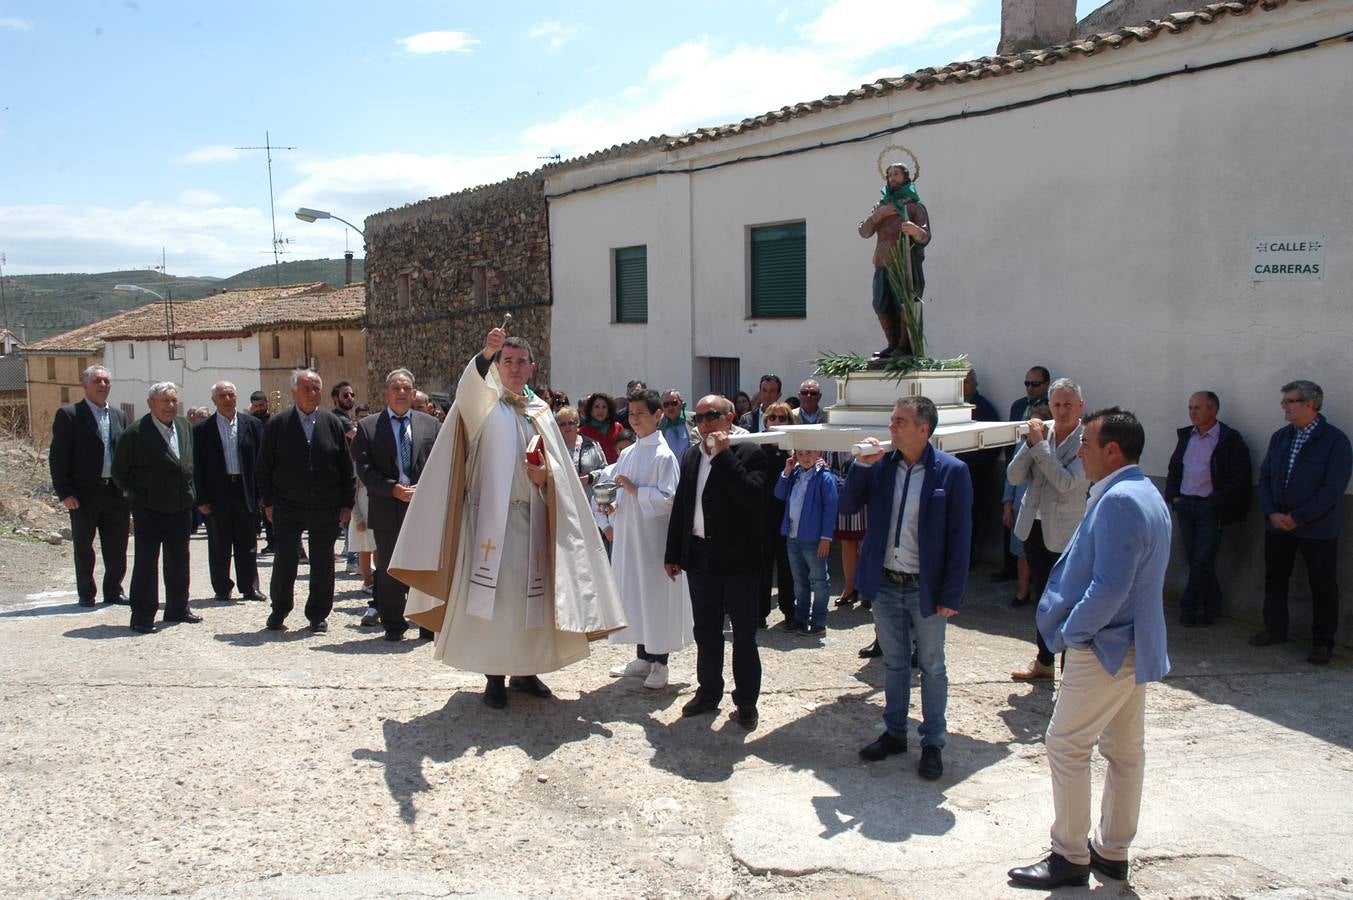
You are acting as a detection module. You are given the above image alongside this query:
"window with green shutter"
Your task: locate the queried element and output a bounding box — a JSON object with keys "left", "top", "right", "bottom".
{"left": 614, "top": 245, "right": 648, "bottom": 323}
{"left": 750, "top": 221, "right": 806, "bottom": 318}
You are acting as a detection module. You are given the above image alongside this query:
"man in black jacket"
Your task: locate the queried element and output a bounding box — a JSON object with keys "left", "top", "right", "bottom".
{"left": 664, "top": 394, "right": 766, "bottom": 730}
{"left": 49, "top": 364, "right": 130, "bottom": 607}
{"left": 353, "top": 368, "right": 439, "bottom": 640}
{"left": 256, "top": 369, "right": 355, "bottom": 633}
{"left": 111, "top": 381, "right": 198, "bottom": 634}
{"left": 1164, "top": 391, "right": 1252, "bottom": 626}
{"left": 193, "top": 381, "right": 266, "bottom": 603}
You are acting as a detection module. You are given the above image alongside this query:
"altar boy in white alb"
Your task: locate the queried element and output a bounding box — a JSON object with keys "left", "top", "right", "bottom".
{"left": 602, "top": 388, "right": 693, "bottom": 689}
{"left": 389, "top": 327, "right": 625, "bottom": 710}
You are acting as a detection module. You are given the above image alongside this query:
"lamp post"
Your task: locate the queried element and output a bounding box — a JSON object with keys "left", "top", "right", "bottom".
{"left": 114, "top": 283, "right": 181, "bottom": 360}
{"left": 294, "top": 207, "right": 364, "bottom": 237}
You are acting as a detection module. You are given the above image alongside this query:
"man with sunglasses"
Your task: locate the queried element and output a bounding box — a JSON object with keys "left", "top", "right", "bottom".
{"left": 657, "top": 389, "right": 692, "bottom": 458}
{"left": 995, "top": 366, "right": 1054, "bottom": 583}
{"left": 665, "top": 395, "right": 767, "bottom": 730}
{"left": 794, "top": 379, "right": 829, "bottom": 425}
{"left": 1252, "top": 380, "right": 1350, "bottom": 665}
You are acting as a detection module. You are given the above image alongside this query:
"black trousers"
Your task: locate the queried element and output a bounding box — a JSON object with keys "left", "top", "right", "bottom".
{"left": 129, "top": 505, "right": 192, "bottom": 627}
{"left": 687, "top": 540, "right": 761, "bottom": 710}
{"left": 1023, "top": 521, "right": 1060, "bottom": 667}
{"left": 270, "top": 505, "right": 340, "bottom": 624}
{"left": 757, "top": 532, "right": 795, "bottom": 622}
{"left": 68, "top": 481, "right": 130, "bottom": 603}
{"left": 204, "top": 477, "right": 259, "bottom": 599}
{"left": 1264, "top": 531, "right": 1340, "bottom": 646}
{"left": 373, "top": 525, "right": 410, "bottom": 631}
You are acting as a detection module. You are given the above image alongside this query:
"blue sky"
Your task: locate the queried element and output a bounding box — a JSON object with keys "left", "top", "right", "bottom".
{"left": 0, "top": 0, "right": 1100, "bottom": 276}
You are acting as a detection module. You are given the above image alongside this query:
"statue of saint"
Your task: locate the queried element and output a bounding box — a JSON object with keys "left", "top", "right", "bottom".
{"left": 858, "top": 160, "right": 930, "bottom": 362}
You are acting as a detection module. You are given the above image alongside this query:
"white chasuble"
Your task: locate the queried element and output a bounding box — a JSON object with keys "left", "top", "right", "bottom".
{"left": 603, "top": 431, "right": 693, "bottom": 655}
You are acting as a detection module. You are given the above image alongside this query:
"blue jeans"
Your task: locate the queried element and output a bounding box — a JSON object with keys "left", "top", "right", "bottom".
{"left": 1174, "top": 496, "right": 1222, "bottom": 621}
{"left": 871, "top": 578, "right": 948, "bottom": 748}
{"left": 787, "top": 536, "right": 830, "bottom": 628}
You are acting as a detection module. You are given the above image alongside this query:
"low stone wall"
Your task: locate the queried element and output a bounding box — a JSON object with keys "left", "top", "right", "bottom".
{"left": 364, "top": 175, "right": 553, "bottom": 402}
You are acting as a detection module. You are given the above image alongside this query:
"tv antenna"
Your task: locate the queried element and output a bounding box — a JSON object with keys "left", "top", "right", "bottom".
{"left": 537, "top": 153, "right": 561, "bottom": 163}
{"left": 0, "top": 252, "right": 9, "bottom": 333}
{"left": 235, "top": 131, "right": 297, "bottom": 288}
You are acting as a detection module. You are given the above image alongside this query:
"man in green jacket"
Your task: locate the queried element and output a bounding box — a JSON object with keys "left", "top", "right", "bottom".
{"left": 112, "top": 381, "right": 198, "bottom": 634}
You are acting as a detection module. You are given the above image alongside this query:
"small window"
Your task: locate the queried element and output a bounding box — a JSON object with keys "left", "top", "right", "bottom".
{"left": 60, "top": 387, "right": 70, "bottom": 403}
{"left": 337, "top": 333, "right": 345, "bottom": 357}
{"left": 396, "top": 273, "right": 411, "bottom": 310}
{"left": 128, "top": 343, "right": 135, "bottom": 360}
{"left": 750, "top": 221, "right": 806, "bottom": 318}
{"left": 77, "top": 356, "right": 88, "bottom": 374}
{"left": 614, "top": 246, "right": 648, "bottom": 324}
{"left": 271, "top": 334, "right": 280, "bottom": 359}
{"left": 708, "top": 357, "right": 741, "bottom": 402}
{"left": 46, "top": 357, "right": 56, "bottom": 380}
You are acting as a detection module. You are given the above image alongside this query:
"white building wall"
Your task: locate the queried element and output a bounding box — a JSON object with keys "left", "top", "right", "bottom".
{"left": 104, "top": 337, "right": 264, "bottom": 412}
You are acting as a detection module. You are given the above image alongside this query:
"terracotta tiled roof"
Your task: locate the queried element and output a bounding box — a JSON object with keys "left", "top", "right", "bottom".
{"left": 26, "top": 283, "right": 365, "bottom": 351}
{"left": 581, "top": 0, "right": 1314, "bottom": 157}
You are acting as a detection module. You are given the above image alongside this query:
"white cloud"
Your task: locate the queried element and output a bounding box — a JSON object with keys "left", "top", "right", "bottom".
{"left": 179, "top": 188, "right": 224, "bottom": 206}
{"left": 526, "top": 20, "right": 584, "bottom": 50}
{"left": 802, "top": 0, "right": 975, "bottom": 54}
{"left": 396, "top": 30, "right": 478, "bottom": 55}
{"left": 178, "top": 145, "right": 242, "bottom": 164}
{"left": 0, "top": 16, "right": 31, "bottom": 30}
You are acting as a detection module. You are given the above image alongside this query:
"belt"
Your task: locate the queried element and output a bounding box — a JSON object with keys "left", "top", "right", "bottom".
{"left": 228, "top": 474, "right": 242, "bottom": 482}
{"left": 884, "top": 569, "right": 919, "bottom": 585}
{"left": 99, "top": 477, "right": 114, "bottom": 486}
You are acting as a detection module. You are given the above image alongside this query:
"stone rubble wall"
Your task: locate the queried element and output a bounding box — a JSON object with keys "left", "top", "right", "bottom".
{"left": 364, "top": 175, "right": 553, "bottom": 403}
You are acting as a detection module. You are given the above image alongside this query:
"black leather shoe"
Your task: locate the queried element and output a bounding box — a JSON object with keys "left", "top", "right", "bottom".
{"left": 212, "top": 594, "right": 232, "bottom": 603}
{"left": 1008, "top": 853, "right": 1090, "bottom": 889}
{"left": 1011, "top": 594, "right": 1030, "bottom": 608}
{"left": 265, "top": 613, "right": 287, "bottom": 631}
{"left": 78, "top": 599, "right": 96, "bottom": 607}
{"left": 509, "top": 675, "right": 552, "bottom": 698}
{"left": 918, "top": 745, "right": 943, "bottom": 779}
{"left": 164, "top": 612, "right": 203, "bottom": 624}
{"left": 383, "top": 628, "right": 404, "bottom": 642}
{"left": 681, "top": 694, "right": 720, "bottom": 717}
{"left": 241, "top": 592, "right": 268, "bottom": 602}
{"left": 859, "top": 732, "right": 907, "bottom": 761}
{"left": 103, "top": 595, "right": 130, "bottom": 606}
{"left": 259, "top": 544, "right": 274, "bottom": 555}
{"left": 308, "top": 619, "right": 328, "bottom": 633}
{"left": 1308, "top": 644, "right": 1333, "bottom": 665}
{"left": 1249, "top": 630, "right": 1285, "bottom": 647}
{"left": 734, "top": 706, "right": 758, "bottom": 730}
{"left": 834, "top": 590, "right": 858, "bottom": 608}
{"left": 1088, "top": 842, "right": 1129, "bottom": 881}
{"left": 858, "top": 640, "right": 882, "bottom": 659}
{"left": 418, "top": 627, "right": 434, "bottom": 640}
{"left": 483, "top": 676, "right": 507, "bottom": 709}
{"left": 129, "top": 622, "right": 158, "bottom": 635}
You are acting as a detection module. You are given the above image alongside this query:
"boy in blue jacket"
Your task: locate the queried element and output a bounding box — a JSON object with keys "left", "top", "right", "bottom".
{"left": 775, "top": 449, "right": 839, "bottom": 637}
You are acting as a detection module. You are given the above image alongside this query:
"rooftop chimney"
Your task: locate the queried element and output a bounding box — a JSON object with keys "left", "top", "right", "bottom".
{"left": 344, "top": 251, "right": 354, "bottom": 286}
{"left": 999, "top": 0, "right": 1077, "bottom": 55}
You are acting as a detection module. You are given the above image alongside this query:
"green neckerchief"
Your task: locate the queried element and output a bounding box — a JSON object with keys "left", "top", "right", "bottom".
{"left": 658, "top": 406, "right": 687, "bottom": 432}
{"left": 880, "top": 182, "right": 921, "bottom": 220}
{"left": 585, "top": 417, "right": 609, "bottom": 429}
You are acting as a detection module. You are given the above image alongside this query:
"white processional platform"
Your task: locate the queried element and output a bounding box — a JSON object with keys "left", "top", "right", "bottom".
{"left": 728, "top": 369, "right": 1027, "bottom": 455}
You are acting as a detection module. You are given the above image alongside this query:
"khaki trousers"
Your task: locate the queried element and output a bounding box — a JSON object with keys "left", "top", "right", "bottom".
{"left": 1046, "top": 647, "right": 1145, "bottom": 865}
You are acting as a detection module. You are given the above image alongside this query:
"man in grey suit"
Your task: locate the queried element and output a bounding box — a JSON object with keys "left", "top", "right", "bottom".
{"left": 49, "top": 365, "right": 130, "bottom": 607}
{"left": 1008, "top": 408, "right": 1171, "bottom": 889}
{"left": 1006, "top": 377, "right": 1089, "bottom": 681}
{"left": 193, "top": 381, "right": 265, "bottom": 603}
{"left": 353, "top": 368, "right": 439, "bottom": 641}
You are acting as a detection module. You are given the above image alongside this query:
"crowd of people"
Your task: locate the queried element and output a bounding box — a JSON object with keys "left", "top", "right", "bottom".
{"left": 49, "top": 336, "right": 1349, "bottom": 889}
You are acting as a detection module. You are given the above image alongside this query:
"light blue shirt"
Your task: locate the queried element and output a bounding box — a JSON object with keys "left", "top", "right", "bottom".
{"left": 214, "top": 413, "right": 241, "bottom": 475}
{"left": 300, "top": 408, "right": 320, "bottom": 444}
{"left": 85, "top": 398, "right": 112, "bottom": 477}
{"left": 152, "top": 416, "right": 179, "bottom": 459}
{"left": 787, "top": 468, "right": 810, "bottom": 534}
{"left": 385, "top": 407, "right": 413, "bottom": 486}
{"left": 885, "top": 458, "right": 925, "bottom": 573}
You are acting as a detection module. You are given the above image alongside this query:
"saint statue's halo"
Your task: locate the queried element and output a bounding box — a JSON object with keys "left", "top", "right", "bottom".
{"left": 876, "top": 144, "right": 921, "bottom": 182}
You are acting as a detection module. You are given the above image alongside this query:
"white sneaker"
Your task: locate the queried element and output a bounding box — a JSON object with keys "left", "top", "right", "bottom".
{"left": 610, "top": 658, "right": 653, "bottom": 678}
{"left": 643, "top": 663, "right": 669, "bottom": 690}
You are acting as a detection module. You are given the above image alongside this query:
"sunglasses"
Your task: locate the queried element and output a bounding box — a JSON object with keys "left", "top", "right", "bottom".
{"left": 662, "top": 400, "right": 681, "bottom": 408}
{"left": 1024, "top": 380, "right": 1046, "bottom": 388}
{"left": 799, "top": 390, "right": 820, "bottom": 397}
{"left": 693, "top": 410, "right": 729, "bottom": 423}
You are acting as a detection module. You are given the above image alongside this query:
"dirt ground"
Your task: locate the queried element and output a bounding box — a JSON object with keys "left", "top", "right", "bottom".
{"left": 0, "top": 528, "right": 1350, "bottom": 899}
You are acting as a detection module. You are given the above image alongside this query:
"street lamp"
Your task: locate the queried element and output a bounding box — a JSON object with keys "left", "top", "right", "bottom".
{"left": 114, "top": 283, "right": 182, "bottom": 360}
{"left": 294, "top": 207, "right": 364, "bottom": 236}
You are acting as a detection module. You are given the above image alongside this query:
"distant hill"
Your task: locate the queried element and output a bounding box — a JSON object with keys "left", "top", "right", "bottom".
{"left": 0, "top": 258, "right": 364, "bottom": 343}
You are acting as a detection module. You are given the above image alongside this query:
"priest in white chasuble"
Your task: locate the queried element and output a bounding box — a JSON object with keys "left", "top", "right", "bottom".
{"left": 389, "top": 326, "right": 625, "bottom": 709}
{"left": 600, "top": 388, "right": 693, "bottom": 691}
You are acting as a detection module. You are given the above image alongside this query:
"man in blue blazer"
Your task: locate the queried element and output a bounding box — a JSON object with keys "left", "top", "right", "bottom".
{"left": 840, "top": 396, "right": 972, "bottom": 780}
{"left": 1251, "top": 380, "right": 1352, "bottom": 665}
{"left": 193, "top": 381, "right": 265, "bottom": 603}
{"left": 1009, "top": 408, "right": 1171, "bottom": 890}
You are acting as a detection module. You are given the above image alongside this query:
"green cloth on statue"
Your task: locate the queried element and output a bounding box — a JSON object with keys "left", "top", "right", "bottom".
{"left": 880, "top": 182, "right": 921, "bottom": 219}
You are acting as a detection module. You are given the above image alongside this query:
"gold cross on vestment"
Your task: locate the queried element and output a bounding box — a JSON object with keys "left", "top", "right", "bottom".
{"left": 481, "top": 538, "right": 496, "bottom": 562}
